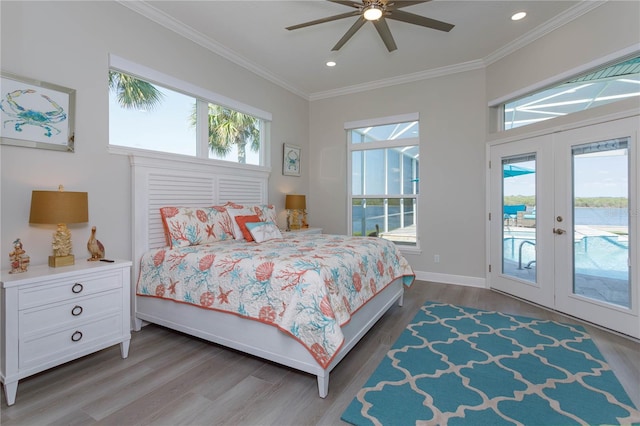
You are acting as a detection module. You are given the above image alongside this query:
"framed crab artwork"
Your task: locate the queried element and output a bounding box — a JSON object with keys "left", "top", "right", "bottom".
{"left": 283, "top": 143, "right": 301, "bottom": 177}
{"left": 0, "top": 72, "right": 75, "bottom": 152}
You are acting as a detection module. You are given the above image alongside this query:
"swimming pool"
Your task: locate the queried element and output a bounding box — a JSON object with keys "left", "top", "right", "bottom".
{"left": 503, "top": 231, "right": 629, "bottom": 279}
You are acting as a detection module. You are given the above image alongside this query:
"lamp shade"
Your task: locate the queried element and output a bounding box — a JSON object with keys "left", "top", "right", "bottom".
{"left": 29, "top": 190, "right": 88, "bottom": 224}
{"left": 285, "top": 194, "right": 306, "bottom": 210}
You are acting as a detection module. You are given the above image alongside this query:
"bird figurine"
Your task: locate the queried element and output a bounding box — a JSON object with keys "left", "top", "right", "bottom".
{"left": 87, "top": 226, "right": 105, "bottom": 261}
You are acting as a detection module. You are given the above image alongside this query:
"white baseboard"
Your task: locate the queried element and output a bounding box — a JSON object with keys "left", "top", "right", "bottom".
{"left": 414, "top": 271, "right": 486, "bottom": 288}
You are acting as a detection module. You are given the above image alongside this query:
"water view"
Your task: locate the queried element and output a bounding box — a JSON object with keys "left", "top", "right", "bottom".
{"left": 503, "top": 206, "right": 630, "bottom": 308}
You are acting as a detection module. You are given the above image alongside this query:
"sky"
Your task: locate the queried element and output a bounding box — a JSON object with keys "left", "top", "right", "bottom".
{"left": 109, "top": 87, "right": 260, "bottom": 164}
{"left": 504, "top": 151, "right": 628, "bottom": 199}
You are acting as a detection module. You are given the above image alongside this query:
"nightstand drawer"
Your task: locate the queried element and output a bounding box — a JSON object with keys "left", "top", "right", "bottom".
{"left": 18, "top": 270, "right": 122, "bottom": 310}
{"left": 19, "top": 313, "right": 123, "bottom": 368}
{"left": 20, "top": 289, "right": 122, "bottom": 335}
{"left": 2, "top": 259, "right": 132, "bottom": 405}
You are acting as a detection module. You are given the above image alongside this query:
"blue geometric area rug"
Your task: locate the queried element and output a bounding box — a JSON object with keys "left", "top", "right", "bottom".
{"left": 342, "top": 301, "right": 640, "bottom": 426}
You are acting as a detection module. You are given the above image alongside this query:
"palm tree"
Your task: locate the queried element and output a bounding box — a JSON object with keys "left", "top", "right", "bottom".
{"left": 191, "top": 103, "right": 260, "bottom": 164}
{"left": 110, "top": 71, "right": 259, "bottom": 163}
{"left": 108, "top": 71, "right": 164, "bottom": 110}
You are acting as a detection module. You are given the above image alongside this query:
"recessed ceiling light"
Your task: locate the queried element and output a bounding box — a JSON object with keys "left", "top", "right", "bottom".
{"left": 511, "top": 11, "right": 527, "bottom": 21}
{"left": 326, "top": 61, "right": 337, "bottom": 67}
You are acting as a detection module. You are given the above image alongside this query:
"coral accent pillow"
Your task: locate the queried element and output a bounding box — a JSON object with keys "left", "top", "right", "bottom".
{"left": 245, "top": 221, "right": 283, "bottom": 243}
{"left": 234, "top": 215, "right": 262, "bottom": 242}
{"left": 160, "top": 206, "right": 233, "bottom": 248}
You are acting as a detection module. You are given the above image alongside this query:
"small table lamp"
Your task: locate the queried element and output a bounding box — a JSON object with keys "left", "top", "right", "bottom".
{"left": 29, "top": 185, "right": 88, "bottom": 267}
{"left": 285, "top": 194, "right": 307, "bottom": 231}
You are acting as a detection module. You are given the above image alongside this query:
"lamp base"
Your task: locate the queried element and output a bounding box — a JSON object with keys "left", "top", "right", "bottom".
{"left": 49, "top": 255, "right": 74, "bottom": 267}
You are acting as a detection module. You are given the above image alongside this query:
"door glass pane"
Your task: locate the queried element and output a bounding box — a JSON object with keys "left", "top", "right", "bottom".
{"left": 502, "top": 155, "right": 537, "bottom": 282}
{"left": 572, "top": 138, "right": 630, "bottom": 308}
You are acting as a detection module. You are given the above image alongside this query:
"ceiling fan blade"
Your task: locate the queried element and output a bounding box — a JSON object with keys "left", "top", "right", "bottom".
{"left": 388, "top": 1, "right": 432, "bottom": 9}
{"left": 386, "top": 9, "right": 454, "bottom": 32}
{"left": 286, "top": 11, "right": 361, "bottom": 30}
{"left": 373, "top": 18, "right": 398, "bottom": 52}
{"left": 331, "top": 17, "right": 367, "bottom": 51}
{"left": 327, "top": 0, "right": 362, "bottom": 8}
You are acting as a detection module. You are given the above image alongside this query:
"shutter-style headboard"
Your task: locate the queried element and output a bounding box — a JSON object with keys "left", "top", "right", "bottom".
{"left": 130, "top": 154, "right": 269, "bottom": 296}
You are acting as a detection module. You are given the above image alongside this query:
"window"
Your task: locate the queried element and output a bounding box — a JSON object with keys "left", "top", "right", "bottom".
{"left": 503, "top": 55, "right": 640, "bottom": 130}
{"left": 108, "top": 55, "right": 270, "bottom": 166}
{"left": 347, "top": 114, "right": 419, "bottom": 247}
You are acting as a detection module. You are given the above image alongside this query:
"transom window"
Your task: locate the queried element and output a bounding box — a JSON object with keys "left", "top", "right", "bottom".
{"left": 503, "top": 55, "right": 640, "bottom": 130}
{"left": 347, "top": 114, "right": 419, "bottom": 247}
{"left": 108, "top": 56, "right": 270, "bottom": 166}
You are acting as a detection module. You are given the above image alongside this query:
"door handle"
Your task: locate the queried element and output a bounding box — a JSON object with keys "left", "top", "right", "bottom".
{"left": 553, "top": 228, "right": 566, "bottom": 235}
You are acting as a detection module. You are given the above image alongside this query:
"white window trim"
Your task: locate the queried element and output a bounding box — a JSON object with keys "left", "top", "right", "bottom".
{"left": 109, "top": 54, "right": 272, "bottom": 121}
{"left": 344, "top": 112, "right": 419, "bottom": 130}
{"left": 108, "top": 55, "right": 271, "bottom": 169}
{"left": 346, "top": 113, "right": 420, "bottom": 249}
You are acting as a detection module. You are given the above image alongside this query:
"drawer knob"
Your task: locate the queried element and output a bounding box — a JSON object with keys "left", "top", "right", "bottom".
{"left": 72, "top": 283, "right": 84, "bottom": 294}
{"left": 71, "top": 331, "right": 83, "bottom": 342}
{"left": 71, "top": 305, "right": 83, "bottom": 316}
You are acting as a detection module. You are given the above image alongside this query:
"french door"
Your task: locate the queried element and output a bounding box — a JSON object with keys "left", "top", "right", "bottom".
{"left": 489, "top": 116, "right": 639, "bottom": 338}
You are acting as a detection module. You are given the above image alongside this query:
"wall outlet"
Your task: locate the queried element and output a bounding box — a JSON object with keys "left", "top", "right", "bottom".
{"left": 434, "top": 254, "right": 440, "bottom": 263}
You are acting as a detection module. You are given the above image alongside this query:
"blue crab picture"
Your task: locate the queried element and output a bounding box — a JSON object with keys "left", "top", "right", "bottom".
{"left": 0, "top": 88, "right": 67, "bottom": 137}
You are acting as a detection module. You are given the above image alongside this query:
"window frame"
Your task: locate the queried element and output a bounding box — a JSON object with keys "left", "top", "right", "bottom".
{"left": 108, "top": 54, "right": 272, "bottom": 170}
{"left": 346, "top": 113, "right": 421, "bottom": 253}
{"left": 489, "top": 47, "right": 640, "bottom": 133}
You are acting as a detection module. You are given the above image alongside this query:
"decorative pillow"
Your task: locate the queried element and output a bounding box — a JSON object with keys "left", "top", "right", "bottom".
{"left": 160, "top": 206, "right": 233, "bottom": 248}
{"left": 252, "top": 204, "right": 278, "bottom": 224}
{"left": 246, "top": 221, "right": 283, "bottom": 243}
{"left": 224, "top": 202, "right": 277, "bottom": 225}
{"left": 234, "top": 215, "right": 261, "bottom": 242}
{"left": 226, "top": 207, "right": 257, "bottom": 240}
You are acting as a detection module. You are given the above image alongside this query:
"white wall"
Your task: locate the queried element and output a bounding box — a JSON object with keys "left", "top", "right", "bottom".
{"left": 486, "top": 1, "right": 640, "bottom": 106}
{"left": 309, "top": 70, "right": 488, "bottom": 281}
{"left": 0, "top": 1, "right": 309, "bottom": 270}
{"left": 2, "top": 1, "right": 637, "bottom": 283}
{"left": 308, "top": 0, "right": 639, "bottom": 285}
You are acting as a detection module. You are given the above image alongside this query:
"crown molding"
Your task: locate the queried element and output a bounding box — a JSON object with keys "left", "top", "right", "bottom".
{"left": 115, "top": 1, "right": 309, "bottom": 100}
{"left": 117, "top": 0, "right": 607, "bottom": 101}
{"left": 484, "top": 1, "right": 606, "bottom": 66}
{"left": 309, "top": 60, "right": 485, "bottom": 101}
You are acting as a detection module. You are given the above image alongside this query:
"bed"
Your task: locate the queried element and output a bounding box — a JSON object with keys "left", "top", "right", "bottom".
{"left": 130, "top": 154, "right": 414, "bottom": 397}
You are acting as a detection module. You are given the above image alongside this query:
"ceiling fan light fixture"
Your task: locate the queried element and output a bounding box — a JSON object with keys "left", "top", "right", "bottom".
{"left": 363, "top": 5, "right": 383, "bottom": 21}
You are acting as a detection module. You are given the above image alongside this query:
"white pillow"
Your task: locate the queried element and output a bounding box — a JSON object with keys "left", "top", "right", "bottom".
{"left": 226, "top": 207, "right": 255, "bottom": 240}
{"left": 246, "top": 221, "right": 283, "bottom": 243}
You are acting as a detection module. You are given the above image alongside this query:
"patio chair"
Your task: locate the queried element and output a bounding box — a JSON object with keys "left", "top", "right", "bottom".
{"left": 503, "top": 205, "right": 526, "bottom": 226}
{"left": 517, "top": 210, "right": 536, "bottom": 227}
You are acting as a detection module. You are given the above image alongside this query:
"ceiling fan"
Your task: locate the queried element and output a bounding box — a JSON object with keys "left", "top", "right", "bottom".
{"left": 286, "top": 0, "right": 455, "bottom": 52}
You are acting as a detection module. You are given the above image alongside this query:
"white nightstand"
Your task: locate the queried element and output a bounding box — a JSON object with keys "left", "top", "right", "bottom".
{"left": 0, "top": 259, "right": 132, "bottom": 405}
{"left": 287, "top": 227, "right": 323, "bottom": 235}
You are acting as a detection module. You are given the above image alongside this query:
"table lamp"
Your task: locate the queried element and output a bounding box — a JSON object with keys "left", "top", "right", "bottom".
{"left": 29, "top": 185, "right": 88, "bottom": 267}
{"left": 285, "top": 194, "right": 307, "bottom": 231}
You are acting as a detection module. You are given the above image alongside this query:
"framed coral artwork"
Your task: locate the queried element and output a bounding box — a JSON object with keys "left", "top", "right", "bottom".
{"left": 0, "top": 72, "right": 75, "bottom": 152}
{"left": 283, "top": 143, "right": 301, "bottom": 176}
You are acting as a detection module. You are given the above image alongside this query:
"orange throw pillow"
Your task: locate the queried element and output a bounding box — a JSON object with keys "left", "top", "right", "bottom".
{"left": 234, "top": 215, "right": 262, "bottom": 242}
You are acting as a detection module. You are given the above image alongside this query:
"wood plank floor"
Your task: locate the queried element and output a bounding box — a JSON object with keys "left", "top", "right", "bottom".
{"left": 2, "top": 281, "right": 639, "bottom": 425}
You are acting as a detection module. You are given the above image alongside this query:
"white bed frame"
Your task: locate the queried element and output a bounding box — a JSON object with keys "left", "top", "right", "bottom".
{"left": 130, "top": 154, "right": 404, "bottom": 397}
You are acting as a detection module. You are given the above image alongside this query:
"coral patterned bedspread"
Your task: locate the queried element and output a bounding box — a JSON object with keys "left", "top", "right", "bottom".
{"left": 136, "top": 233, "right": 414, "bottom": 368}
